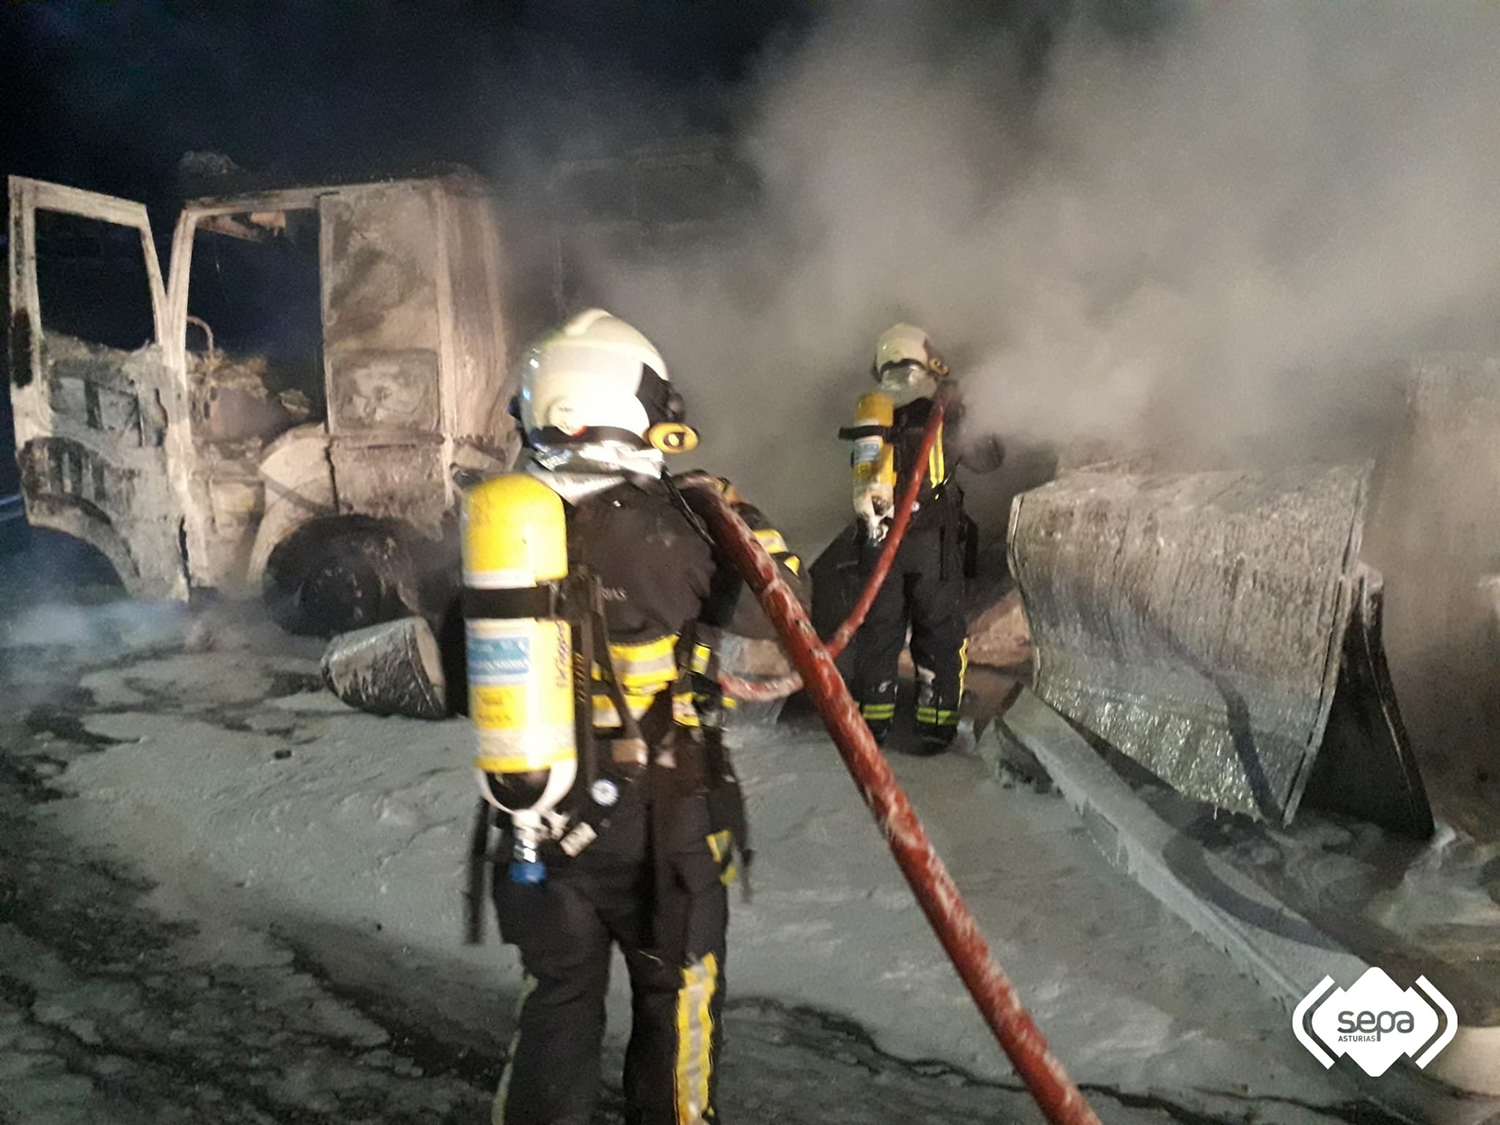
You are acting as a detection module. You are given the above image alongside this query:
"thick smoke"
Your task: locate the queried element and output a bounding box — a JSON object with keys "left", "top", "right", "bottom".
{"left": 591, "top": 3, "right": 1500, "bottom": 545}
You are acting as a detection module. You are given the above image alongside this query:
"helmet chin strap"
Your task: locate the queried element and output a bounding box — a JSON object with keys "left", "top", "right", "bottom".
{"left": 528, "top": 442, "right": 664, "bottom": 478}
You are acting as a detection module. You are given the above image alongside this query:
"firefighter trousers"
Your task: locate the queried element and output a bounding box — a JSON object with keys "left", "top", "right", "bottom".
{"left": 492, "top": 795, "right": 727, "bottom": 1125}
{"left": 850, "top": 521, "right": 968, "bottom": 747}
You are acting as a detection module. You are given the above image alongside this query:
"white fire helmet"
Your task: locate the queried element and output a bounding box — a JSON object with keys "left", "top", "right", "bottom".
{"left": 512, "top": 308, "right": 698, "bottom": 471}
{"left": 873, "top": 322, "right": 949, "bottom": 390}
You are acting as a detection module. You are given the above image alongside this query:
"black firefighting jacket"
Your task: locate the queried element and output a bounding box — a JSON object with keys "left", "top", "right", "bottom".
{"left": 558, "top": 472, "right": 801, "bottom": 961}
{"left": 886, "top": 389, "right": 1005, "bottom": 529}
{"left": 467, "top": 470, "right": 800, "bottom": 961}
{"left": 565, "top": 472, "right": 800, "bottom": 737}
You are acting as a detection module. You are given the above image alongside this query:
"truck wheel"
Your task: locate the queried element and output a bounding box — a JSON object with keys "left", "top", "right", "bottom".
{"left": 263, "top": 519, "right": 418, "bottom": 637}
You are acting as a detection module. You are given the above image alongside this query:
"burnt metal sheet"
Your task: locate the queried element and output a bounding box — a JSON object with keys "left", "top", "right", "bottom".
{"left": 191, "top": 353, "right": 311, "bottom": 445}
{"left": 1303, "top": 565, "right": 1435, "bottom": 838}
{"left": 329, "top": 441, "right": 447, "bottom": 536}
{"left": 1009, "top": 463, "right": 1370, "bottom": 824}
{"left": 327, "top": 348, "right": 440, "bottom": 431}
{"left": 319, "top": 185, "right": 442, "bottom": 437}
{"left": 441, "top": 188, "right": 514, "bottom": 445}
{"left": 16, "top": 333, "right": 186, "bottom": 598}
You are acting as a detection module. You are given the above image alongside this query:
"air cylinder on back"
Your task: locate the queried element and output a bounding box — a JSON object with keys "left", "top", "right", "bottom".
{"left": 462, "top": 473, "right": 577, "bottom": 882}
{"left": 849, "top": 390, "right": 897, "bottom": 530}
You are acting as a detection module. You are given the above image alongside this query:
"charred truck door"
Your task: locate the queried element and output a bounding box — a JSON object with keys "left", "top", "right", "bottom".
{"left": 8, "top": 177, "right": 190, "bottom": 598}
{"left": 319, "top": 183, "right": 451, "bottom": 535}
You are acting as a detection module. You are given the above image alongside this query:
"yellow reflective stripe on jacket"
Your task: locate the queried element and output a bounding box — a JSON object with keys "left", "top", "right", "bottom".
{"left": 591, "top": 691, "right": 656, "bottom": 728}
{"left": 927, "top": 421, "right": 946, "bottom": 485}
{"left": 753, "top": 528, "right": 788, "bottom": 556}
{"left": 675, "top": 953, "right": 718, "bottom": 1125}
{"left": 672, "top": 691, "right": 699, "bottom": 728}
{"left": 691, "top": 643, "right": 713, "bottom": 675}
{"left": 596, "top": 634, "right": 679, "bottom": 694}
{"left": 753, "top": 526, "right": 802, "bottom": 577}
{"left": 861, "top": 702, "right": 896, "bottom": 721}
{"left": 587, "top": 633, "right": 686, "bottom": 727}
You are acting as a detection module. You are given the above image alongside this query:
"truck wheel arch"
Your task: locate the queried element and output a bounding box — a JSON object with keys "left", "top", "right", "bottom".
{"left": 21, "top": 495, "right": 150, "bottom": 596}
{"left": 260, "top": 515, "right": 423, "bottom": 637}
{"left": 246, "top": 424, "right": 337, "bottom": 588}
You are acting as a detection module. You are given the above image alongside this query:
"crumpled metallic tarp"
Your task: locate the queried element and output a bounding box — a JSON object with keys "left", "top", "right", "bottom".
{"left": 1009, "top": 463, "right": 1371, "bottom": 825}
{"left": 322, "top": 616, "right": 447, "bottom": 720}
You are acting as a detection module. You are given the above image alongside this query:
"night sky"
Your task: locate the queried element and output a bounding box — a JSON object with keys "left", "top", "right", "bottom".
{"left": 0, "top": 0, "right": 813, "bottom": 210}
{"left": 0, "top": 0, "right": 1079, "bottom": 207}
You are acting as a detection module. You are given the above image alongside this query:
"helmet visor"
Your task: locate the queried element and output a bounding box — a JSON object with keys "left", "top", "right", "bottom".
{"left": 876, "top": 360, "right": 929, "bottom": 391}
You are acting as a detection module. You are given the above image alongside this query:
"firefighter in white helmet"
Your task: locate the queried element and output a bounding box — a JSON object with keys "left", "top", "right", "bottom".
{"left": 482, "top": 309, "right": 800, "bottom": 1125}
{"left": 840, "top": 323, "right": 1004, "bottom": 754}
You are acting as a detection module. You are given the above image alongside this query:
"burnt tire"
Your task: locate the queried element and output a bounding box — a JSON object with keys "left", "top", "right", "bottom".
{"left": 263, "top": 518, "right": 418, "bottom": 638}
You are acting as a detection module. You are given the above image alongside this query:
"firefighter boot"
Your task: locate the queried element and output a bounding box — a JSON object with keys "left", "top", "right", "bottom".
{"left": 858, "top": 681, "right": 897, "bottom": 746}
{"left": 911, "top": 665, "right": 960, "bottom": 756}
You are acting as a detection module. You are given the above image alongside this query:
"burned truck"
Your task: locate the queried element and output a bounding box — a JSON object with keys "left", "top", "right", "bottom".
{"left": 8, "top": 172, "right": 518, "bottom": 634}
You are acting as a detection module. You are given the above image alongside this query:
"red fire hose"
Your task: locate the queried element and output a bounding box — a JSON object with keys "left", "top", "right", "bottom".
{"left": 718, "top": 394, "right": 948, "bottom": 702}
{"left": 687, "top": 479, "right": 1103, "bottom": 1125}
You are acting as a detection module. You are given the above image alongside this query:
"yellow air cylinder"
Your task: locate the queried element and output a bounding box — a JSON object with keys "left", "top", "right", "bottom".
{"left": 462, "top": 474, "right": 575, "bottom": 780}
{"left": 850, "top": 391, "right": 897, "bottom": 518}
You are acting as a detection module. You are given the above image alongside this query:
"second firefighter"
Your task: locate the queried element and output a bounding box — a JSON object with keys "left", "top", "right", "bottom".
{"left": 841, "top": 323, "right": 1004, "bottom": 755}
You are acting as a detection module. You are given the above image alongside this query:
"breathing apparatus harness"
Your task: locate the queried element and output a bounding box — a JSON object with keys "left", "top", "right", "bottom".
{"left": 462, "top": 470, "right": 749, "bottom": 946}
{"left": 840, "top": 380, "right": 957, "bottom": 548}
{"left": 461, "top": 473, "right": 645, "bottom": 937}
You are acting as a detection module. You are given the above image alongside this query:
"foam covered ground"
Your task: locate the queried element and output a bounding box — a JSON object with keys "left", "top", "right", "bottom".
{"left": 3, "top": 599, "right": 1373, "bottom": 1123}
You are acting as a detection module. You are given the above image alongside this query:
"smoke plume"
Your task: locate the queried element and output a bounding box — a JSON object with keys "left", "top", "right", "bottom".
{"left": 589, "top": 2, "right": 1500, "bottom": 546}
